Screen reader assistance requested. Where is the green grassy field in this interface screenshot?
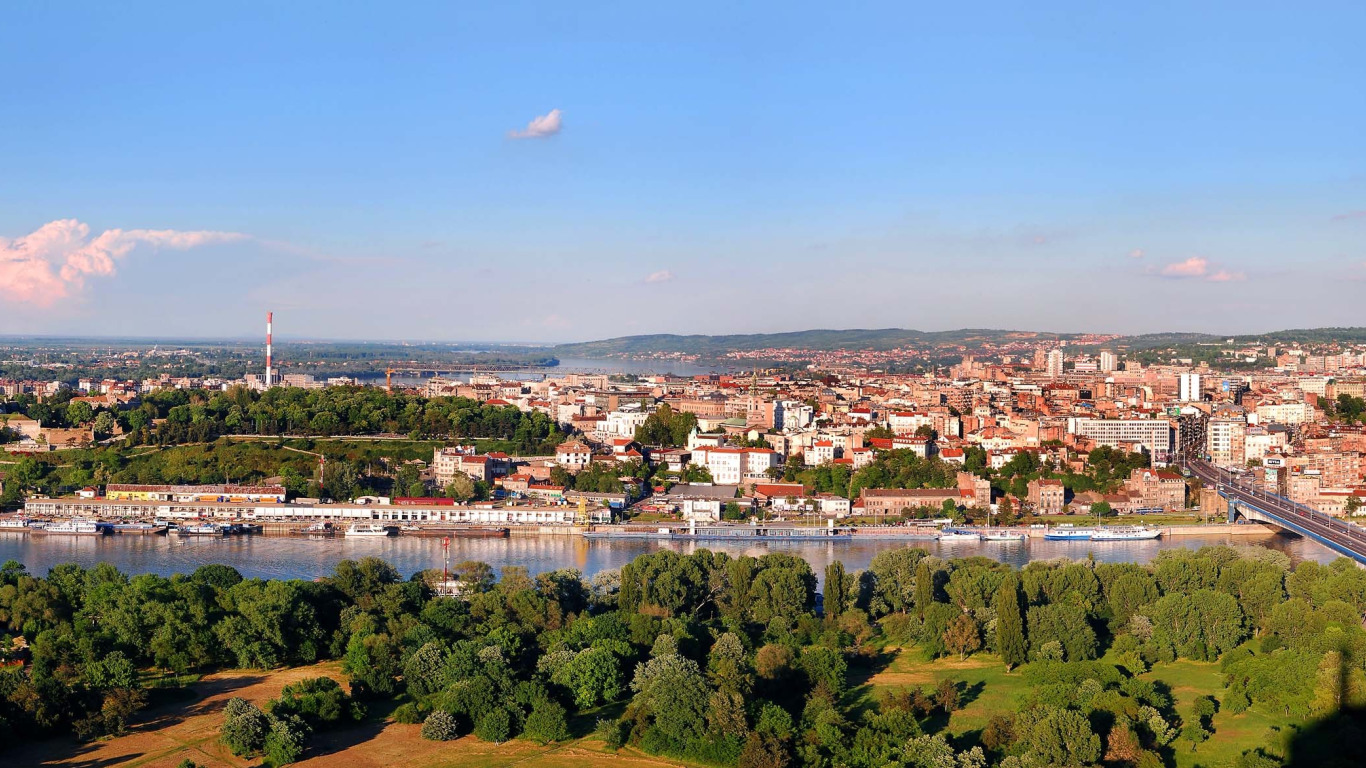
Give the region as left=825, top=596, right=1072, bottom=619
left=1140, top=659, right=1290, bottom=768
left=847, top=646, right=1295, bottom=765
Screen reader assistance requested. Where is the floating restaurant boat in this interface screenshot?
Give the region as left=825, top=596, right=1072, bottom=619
left=583, top=522, right=856, bottom=541
left=936, top=529, right=982, bottom=542
left=0, top=517, right=33, bottom=532
left=345, top=524, right=395, bottom=537
left=980, top=530, right=1027, bottom=542
left=176, top=522, right=231, bottom=536
left=1043, top=524, right=1096, bottom=541
left=112, top=522, right=169, bottom=535
left=1090, top=526, right=1163, bottom=541
left=32, top=519, right=110, bottom=536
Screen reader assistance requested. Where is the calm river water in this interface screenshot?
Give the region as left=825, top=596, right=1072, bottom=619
left=0, top=530, right=1340, bottom=584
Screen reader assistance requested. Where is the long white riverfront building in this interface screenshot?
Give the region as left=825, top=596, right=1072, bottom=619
left=23, top=497, right=580, bottom=525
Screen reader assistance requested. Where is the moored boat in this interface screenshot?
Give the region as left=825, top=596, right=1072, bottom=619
left=32, top=519, right=110, bottom=536
left=177, top=522, right=230, bottom=536
left=937, top=529, right=982, bottom=542
left=1090, top=526, right=1162, bottom=541
left=981, top=530, right=1027, bottom=541
left=345, top=524, right=395, bottom=537
left=113, top=522, right=169, bottom=535
left=1043, top=524, right=1095, bottom=541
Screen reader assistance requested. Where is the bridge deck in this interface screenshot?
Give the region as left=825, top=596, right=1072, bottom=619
left=1186, top=459, right=1366, bottom=565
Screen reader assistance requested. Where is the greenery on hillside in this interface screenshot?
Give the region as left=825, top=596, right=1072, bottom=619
left=1, top=545, right=1363, bottom=766
left=553, top=328, right=1077, bottom=357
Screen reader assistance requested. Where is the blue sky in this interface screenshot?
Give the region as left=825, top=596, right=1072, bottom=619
left=1, top=2, right=1363, bottom=342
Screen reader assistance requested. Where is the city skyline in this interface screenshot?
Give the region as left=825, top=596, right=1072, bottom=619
left=3, top=2, right=1364, bottom=341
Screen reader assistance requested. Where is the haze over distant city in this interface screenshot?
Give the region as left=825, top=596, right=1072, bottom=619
left=2, top=3, right=1364, bottom=342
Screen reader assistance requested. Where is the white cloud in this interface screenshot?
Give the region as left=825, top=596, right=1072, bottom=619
left=0, top=219, right=245, bottom=306
left=643, top=269, right=674, bottom=284
left=1155, top=256, right=1248, bottom=282
left=1159, top=257, right=1209, bottom=278
left=509, top=109, right=563, bottom=139
left=1128, top=248, right=1145, bottom=259
left=1207, top=269, right=1247, bottom=282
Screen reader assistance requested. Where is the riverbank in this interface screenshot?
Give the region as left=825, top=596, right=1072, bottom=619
left=0, top=525, right=1337, bottom=584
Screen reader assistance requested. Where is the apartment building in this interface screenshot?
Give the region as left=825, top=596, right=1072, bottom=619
left=1026, top=478, right=1065, bottom=514
left=1069, top=418, right=1176, bottom=462
left=1207, top=418, right=1248, bottom=467
left=693, top=446, right=779, bottom=485
left=1124, top=468, right=1185, bottom=511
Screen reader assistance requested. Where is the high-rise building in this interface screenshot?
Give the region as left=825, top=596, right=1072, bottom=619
left=1207, top=417, right=1247, bottom=467
left=1178, top=372, right=1201, bottom=402
left=1099, top=351, right=1117, bottom=373
left=1033, top=348, right=1048, bottom=371
left=1046, top=349, right=1064, bottom=379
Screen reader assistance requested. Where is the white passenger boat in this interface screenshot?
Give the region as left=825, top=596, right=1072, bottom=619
left=1090, top=526, right=1162, bottom=541
left=937, top=529, right=982, bottom=542
left=0, top=517, right=33, bottom=531
left=1043, top=524, right=1096, bottom=541
left=345, top=524, right=395, bottom=537
left=981, top=530, right=1027, bottom=541
left=32, top=519, right=109, bottom=536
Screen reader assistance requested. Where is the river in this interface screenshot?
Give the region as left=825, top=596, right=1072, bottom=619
left=358, top=356, right=735, bottom=387
left=0, top=529, right=1340, bottom=584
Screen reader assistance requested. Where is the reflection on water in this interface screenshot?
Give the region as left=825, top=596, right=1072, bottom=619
left=0, top=529, right=1340, bottom=584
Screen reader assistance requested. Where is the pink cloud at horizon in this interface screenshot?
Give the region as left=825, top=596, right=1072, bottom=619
left=1159, top=256, right=1209, bottom=277
left=0, top=219, right=245, bottom=307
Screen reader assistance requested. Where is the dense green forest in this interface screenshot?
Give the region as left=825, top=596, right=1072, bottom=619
left=1, top=545, right=1362, bottom=766
left=3, top=386, right=564, bottom=448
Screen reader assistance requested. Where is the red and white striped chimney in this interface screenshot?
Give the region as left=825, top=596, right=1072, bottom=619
left=265, top=311, right=274, bottom=387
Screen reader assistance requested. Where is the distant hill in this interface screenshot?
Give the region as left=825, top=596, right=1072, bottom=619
left=1233, top=327, right=1366, bottom=344
left=553, top=326, right=1366, bottom=359
left=553, top=328, right=1075, bottom=357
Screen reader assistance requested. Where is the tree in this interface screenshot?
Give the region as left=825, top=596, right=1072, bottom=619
left=1027, top=603, right=1098, bottom=661
left=634, top=404, right=698, bottom=447
left=915, top=560, right=936, bottom=617
left=944, top=614, right=981, bottom=660
left=421, top=710, right=461, bottom=741
left=994, top=574, right=1028, bottom=670
left=222, top=697, right=269, bottom=757
left=403, top=642, right=450, bottom=699
left=93, top=411, right=116, bottom=438
left=824, top=561, right=850, bottom=620
left=523, top=700, right=571, bottom=744
left=1017, top=706, right=1102, bottom=767
left=707, top=633, right=753, bottom=695
left=1092, top=501, right=1114, bottom=517
left=264, top=713, right=310, bottom=765
left=474, top=706, right=513, bottom=743
left=1145, top=589, right=1246, bottom=661
left=555, top=646, right=625, bottom=708
left=66, top=400, right=94, bottom=426
left=445, top=474, right=475, bottom=502
left=868, top=548, right=927, bottom=616
left=629, top=652, right=711, bottom=742
left=270, top=676, right=363, bottom=729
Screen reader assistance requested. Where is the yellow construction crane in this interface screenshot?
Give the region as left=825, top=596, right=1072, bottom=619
left=385, top=367, right=396, bottom=393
